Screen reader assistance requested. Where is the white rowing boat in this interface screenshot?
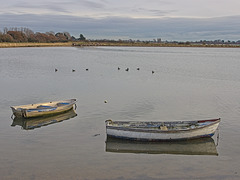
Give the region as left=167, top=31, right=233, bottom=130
left=11, top=99, right=77, bottom=118
left=105, top=118, right=220, bottom=141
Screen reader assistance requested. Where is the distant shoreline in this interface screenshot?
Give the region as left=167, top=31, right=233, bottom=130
left=1, top=42, right=240, bottom=48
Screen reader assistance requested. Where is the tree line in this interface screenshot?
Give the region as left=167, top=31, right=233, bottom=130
left=0, top=27, right=86, bottom=43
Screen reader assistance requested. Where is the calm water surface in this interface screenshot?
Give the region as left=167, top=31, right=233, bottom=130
left=0, top=46, right=240, bottom=180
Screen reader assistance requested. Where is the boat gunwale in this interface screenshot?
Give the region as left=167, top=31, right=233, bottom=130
left=11, top=98, right=77, bottom=110
left=106, top=118, right=220, bottom=134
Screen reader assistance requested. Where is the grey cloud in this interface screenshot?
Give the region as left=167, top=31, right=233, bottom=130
left=135, top=8, right=175, bottom=17
left=12, top=2, right=70, bottom=13
left=80, top=0, right=106, bottom=9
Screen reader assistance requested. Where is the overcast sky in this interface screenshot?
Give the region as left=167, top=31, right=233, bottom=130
left=1, top=0, right=240, bottom=41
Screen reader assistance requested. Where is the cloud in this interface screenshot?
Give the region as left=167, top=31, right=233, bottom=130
left=2, top=0, right=240, bottom=20
left=15, top=3, right=70, bottom=14
left=0, top=13, right=240, bottom=41
left=133, top=8, right=176, bottom=17
left=80, top=0, right=106, bottom=9
left=0, top=0, right=180, bottom=18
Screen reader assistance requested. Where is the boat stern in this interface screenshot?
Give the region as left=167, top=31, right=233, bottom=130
left=105, top=119, right=113, bottom=126
left=10, top=106, right=25, bottom=118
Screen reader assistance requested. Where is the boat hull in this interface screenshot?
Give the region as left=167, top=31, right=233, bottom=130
left=105, top=119, right=220, bottom=141
left=11, top=99, right=77, bottom=118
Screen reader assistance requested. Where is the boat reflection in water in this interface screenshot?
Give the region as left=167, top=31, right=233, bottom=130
left=106, top=136, right=218, bottom=156
left=11, top=109, right=77, bottom=130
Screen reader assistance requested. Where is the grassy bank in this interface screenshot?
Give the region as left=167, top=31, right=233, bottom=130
left=0, top=42, right=73, bottom=48
left=1, top=41, right=240, bottom=48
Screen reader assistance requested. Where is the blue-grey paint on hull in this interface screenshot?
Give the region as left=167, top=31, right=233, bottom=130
left=107, top=133, right=215, bottom=142
left=27, top=107, right=57, bottom=112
